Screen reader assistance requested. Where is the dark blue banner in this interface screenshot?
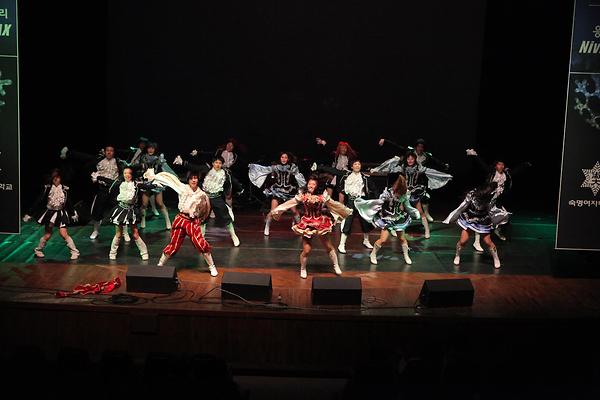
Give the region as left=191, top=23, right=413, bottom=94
left=0, top=0, right=19, bottom=234
left=557, top=0, right=600, bottom=250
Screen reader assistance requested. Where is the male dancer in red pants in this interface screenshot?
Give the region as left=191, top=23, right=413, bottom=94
left=144, top=168, right=218, bottom=276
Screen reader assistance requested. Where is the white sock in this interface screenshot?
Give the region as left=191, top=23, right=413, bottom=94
left=158, top=253, right=169, bottom=266
left=300, top=253, right=308, bottom=278
left=35, top=237, right=47, bottom=251
left=328, top=250, right=342, bottom=275
left=401, top=242, right=412, bottom=265
left=454, top=243, right=463, bottom=265
left=370, top=243, right=381, bottom=264
left=64, top=236, right=79, bottom=259
left=109, top=235, right=120, bottom=259
left=338, top=233, right=347, bottom=253
left=362, top=233, right=373, bottom=248
left=160, top=206, right=171, bottom=229
left=227, top=223, right=240, bottom=246
left=135, top=237, right=149, bottom=260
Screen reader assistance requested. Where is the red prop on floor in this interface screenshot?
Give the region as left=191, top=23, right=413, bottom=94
left=55, top=277, right=121, bottom=298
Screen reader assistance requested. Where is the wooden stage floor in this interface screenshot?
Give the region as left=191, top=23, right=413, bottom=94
left=2, top=211, right=600, bottom=371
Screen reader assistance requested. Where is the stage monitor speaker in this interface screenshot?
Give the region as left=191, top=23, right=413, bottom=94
left=221, top=272, right=272, bottom=302
left=312, top=277, right=362, bottom=305
left=126, top=265, right=178, bottom=294
left=419, top=278, right=474, bottom=307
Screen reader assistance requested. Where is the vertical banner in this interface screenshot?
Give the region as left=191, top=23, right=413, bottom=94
left=0, top=0, right=19, bottom=234
left=557, top=0, right=600, bottom=250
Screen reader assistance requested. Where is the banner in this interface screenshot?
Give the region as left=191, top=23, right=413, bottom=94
left=0, top=0, right=19, bottom=234
left=556, top=0, right=600, bottom=250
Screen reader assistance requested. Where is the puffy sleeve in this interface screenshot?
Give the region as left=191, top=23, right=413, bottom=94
left=144, top=169, right=187, bottom=195
left=443, top=192, right=472, bottom=224
left=248, top=164, right=274, bottom=188
left=159, top=155, right=176, bottom=175
left=370, top=156, right=402, bottom=173
left=323, top=191, right=352, bottom=223
left=422, top=167, right=453, bottom=190
left=271, top=193, right=302, bottom=220
left=354, top=188, right=391, bottom=224
left=489, top=194, right=511, bottom=227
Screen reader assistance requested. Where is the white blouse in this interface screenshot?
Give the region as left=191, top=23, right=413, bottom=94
left=47, top=184, right=66, bottom=210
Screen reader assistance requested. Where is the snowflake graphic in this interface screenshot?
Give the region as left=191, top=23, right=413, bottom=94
left=0, top=70, right=13, bottom=109
left=574, top=76, right=600, bottom=130
left=581, top=161, right=600, bottom=196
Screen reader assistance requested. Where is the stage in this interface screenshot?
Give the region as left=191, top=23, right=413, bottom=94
left=1, top=211, right=600, bottom=375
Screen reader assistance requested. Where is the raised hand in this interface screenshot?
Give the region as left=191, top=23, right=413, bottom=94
left=143, top=168, right=156, bottom=181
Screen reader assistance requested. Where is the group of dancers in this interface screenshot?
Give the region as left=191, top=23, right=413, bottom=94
left=23, top=136, right=529, bottom=278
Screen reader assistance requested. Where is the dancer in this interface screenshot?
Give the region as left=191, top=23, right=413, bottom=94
left=249, top=152, right=306, bottom=236
left=271, top=175, right=352, bottom=278
left=173, top=155, right=240, bottom=247
left=355, top=175, right=420, bottom=265
left=370, top=152, right=452, bottom=239
left=213, top=139, right=245, bottom=206
left=126, top=136, right=160, bottom=218
left=24, top=169, right=80, bottom=260
left=378, top=137, right=449, bottom=222
left=314, top=138, right=358, bottom=197
left=126, top=136, right=149, bottom=166
left=135, top=142, right=173, bottom=230
left=466, top=148, right=531, bottom=249
left=144, top=168, right=219, bottom=277
left=443, top=182, right=510, bottom=268
left=106, top=167, right=152, bottom=260
left=60, top=145, right=125, bottom=240
left=337, top=160, right=378, bottom=253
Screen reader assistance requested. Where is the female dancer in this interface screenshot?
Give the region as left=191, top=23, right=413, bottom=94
left=314, top=138, right=358, bottom=197
left=466, top=148, right=531, bottom=248
left=135, top=142, right=173, bottom=230
left=370, top=152, right=452, bottom=238
left=355, top=175, right=420, bottom=265
left=60, top=145, right=125, bottom=240
left=24, top=169, right=80, bottom=260
left=144, top=168, right=219, bottom=276
left=173, top=155, right=240, bottom=247
left=271, top=175, right=352, bottom=278
left=377, top=137, right=449, bottom=221
left=337, top=160, right=377, bottom=253
left=249, top=152, right=306, bottom=236
left=214, top=139, right=245, bottom=206
left=106, top=167, right=152, bottom=260
left=443, top=181, right=510, bottom=268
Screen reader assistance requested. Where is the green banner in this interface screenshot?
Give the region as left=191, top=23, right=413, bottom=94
left=0, top=0, right=19, bottom=234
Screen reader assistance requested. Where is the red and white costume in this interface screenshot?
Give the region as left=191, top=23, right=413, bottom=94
left=273, top=190, right=352, bottom=238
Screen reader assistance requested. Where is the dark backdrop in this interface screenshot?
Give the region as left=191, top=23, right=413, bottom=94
left=18, top=1, right=573, bottom=214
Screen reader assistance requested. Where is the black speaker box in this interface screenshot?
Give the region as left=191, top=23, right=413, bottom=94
left=221, top=272, right=272, bottom=302
left=312, top=277, right=362, bottom=305
left=126, top=265, right=178, bottom=294
left=419, top=278, right=474, bottom=307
